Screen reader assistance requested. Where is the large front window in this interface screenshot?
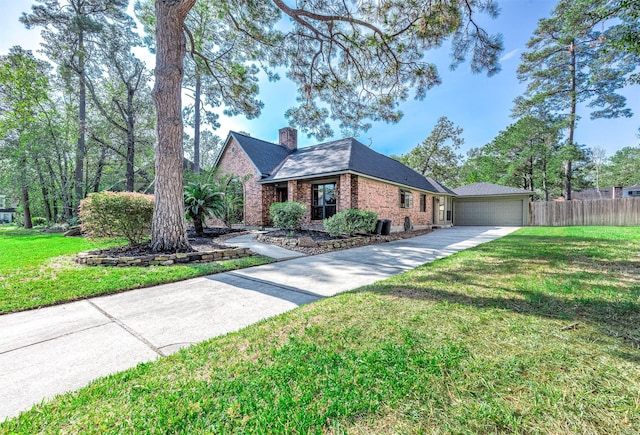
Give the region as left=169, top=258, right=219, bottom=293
left=312, top=183, right=336, bottom=220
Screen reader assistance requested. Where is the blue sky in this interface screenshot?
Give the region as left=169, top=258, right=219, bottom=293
left=2, top=0, right=638, bottom=159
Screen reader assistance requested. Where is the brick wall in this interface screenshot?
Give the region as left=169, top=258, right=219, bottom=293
left=214, top=139, right=435, bottom=230
left=215, top=137, right=263, bottom=226
left=282, top=175, right=433, bottom=228
left=357, top=177, right=433, bottom=228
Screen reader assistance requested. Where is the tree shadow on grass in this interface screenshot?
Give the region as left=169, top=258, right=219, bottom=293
left=369, top=232, right=640, bottom=362
left=370, top=278, right=639, bottom=360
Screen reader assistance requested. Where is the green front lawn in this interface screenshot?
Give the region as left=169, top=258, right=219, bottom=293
left=2, top=226, right=638, bottom=433
left=0, top=229, right=272, bottom=314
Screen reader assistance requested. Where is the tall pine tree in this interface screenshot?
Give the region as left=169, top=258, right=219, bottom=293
left=515, top=0, right=636, bottom=199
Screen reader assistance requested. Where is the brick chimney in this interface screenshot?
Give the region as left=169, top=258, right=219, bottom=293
left=279, top=127, right=297, bottom=151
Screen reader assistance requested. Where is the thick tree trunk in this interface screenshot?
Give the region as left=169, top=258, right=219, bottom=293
left=150, top=0, right=195, bottom=252
left=74, top=30, right=87, bottom=214
left=193, top=72, right=201, bottom=174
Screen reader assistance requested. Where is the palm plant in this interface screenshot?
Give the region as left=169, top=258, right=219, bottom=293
left=183, top=181, right=222, bottom=236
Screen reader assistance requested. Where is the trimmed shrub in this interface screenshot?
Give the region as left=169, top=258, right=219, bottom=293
left=31, top=216, right=47, bottom=226
left=269, top=202, right=306, bottom=230
left=323, top=209, right=378, bottom=237
left=80, top=191, right=154, bottom=245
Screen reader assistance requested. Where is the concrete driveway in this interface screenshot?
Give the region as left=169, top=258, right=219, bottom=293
left=0, top=226, right=518, bottom=421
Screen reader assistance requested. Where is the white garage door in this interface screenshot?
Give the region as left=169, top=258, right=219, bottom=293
left=455, top=199, right=524, bottom=226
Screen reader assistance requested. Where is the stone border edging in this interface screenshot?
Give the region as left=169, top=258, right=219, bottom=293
left=256, top=228, right=434, bottom=252
left=76, top=247, right=253, bottom=267
left=257, top=233, right=370, bottom=250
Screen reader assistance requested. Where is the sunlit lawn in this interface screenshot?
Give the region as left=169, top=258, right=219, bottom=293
left=0, top=229, right=272, bottom=314
left=2, top=226, right=638, bottom=433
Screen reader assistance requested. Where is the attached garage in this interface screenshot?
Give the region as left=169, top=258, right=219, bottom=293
left=453, top=182, right=533, bottom=226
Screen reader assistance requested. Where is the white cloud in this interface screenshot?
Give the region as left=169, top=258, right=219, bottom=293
left=500, top=48, right=520, bottom=62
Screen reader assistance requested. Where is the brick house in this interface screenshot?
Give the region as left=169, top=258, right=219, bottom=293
left=213, top=127, right=456, bottom=231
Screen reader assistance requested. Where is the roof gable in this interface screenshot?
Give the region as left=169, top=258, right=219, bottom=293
left=219, top=131, right=291, bottom=176
left=453, top=182, right=533, bottom=197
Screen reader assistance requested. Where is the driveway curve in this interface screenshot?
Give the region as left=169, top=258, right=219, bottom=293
left=0, top=226, right=518, bottom=421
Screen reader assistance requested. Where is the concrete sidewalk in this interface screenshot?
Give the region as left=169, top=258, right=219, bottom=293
left=0, top=226, right=519, bottom=421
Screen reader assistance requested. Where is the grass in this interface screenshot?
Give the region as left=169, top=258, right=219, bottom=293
left=1, top=226, right=639, bottom=433
left=0, top=229, right=272, bottom=314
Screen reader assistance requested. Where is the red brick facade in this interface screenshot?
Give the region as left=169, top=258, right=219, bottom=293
left=356, top=176, right=433, bottom=229
left=216, top=138, right=435, bottom=229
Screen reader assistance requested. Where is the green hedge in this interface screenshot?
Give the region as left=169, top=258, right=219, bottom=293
left=80, top=191, right=154, bottom=245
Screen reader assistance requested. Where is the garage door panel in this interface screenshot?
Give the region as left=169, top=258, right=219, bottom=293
left=455, top=199, right=523, bottom=226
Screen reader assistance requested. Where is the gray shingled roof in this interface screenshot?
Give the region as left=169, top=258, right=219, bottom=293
left=262, top=137, right=438, bottom=192
left=229, top=131, right=291, bottom=176
left=453, top=182, right=533, bottom=197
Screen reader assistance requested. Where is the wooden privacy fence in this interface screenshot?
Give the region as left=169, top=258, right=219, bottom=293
left=530, top=198, right=640, bottom=226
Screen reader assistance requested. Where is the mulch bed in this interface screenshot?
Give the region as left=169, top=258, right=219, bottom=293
left=87, top=228, right=245, bottom=258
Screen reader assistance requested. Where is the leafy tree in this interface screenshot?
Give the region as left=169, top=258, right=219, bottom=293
left=600, top=146, right=640, bottom=186
left=21, top=0, right=133, bottom=212
left=589, top=145, right=607, bottom=190
left=135, top=0, right=264, bottom=174
left=150, top=0, right=503, bottom=251
left=397, top=116, right=464, bottom=187
left=0, top=47, right=52, bottom=228
left=514, top=0, right=637, bottom=200
left=612, top=0, right=640, bottom=56
left=460, top=116, right=566, bottom=200
left=85, top=24, right=155, bottom=192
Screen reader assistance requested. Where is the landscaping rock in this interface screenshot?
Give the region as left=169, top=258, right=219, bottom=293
left=63, top=226, right=82, bottom=237
left=298, top=236, right=318, bottom=248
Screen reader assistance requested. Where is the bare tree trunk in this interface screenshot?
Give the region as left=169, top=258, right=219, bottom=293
left=74, top=30, right=87, bottom=213
left=93, top=148, right=107, bottom=192
left=150, top=0, right=195, bottom=252
left=565, top=40, right=577, bottom=201
left=34, top=154, right=53, bottom=223
left=19, top=155, right=33, bottom=229
left=193, top=72, right=201, bottom=174
left=126, top=90, right=136, bottom=191
left=542, top=156, right=549, bottom=202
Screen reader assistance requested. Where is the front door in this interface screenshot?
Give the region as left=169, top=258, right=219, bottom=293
left=276, top=187, right=288, bottom=203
